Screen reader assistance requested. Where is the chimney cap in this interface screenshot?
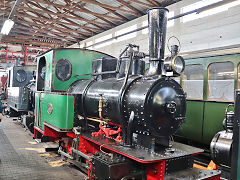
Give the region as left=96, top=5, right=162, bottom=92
left=147, top=7, right=169, bottom=13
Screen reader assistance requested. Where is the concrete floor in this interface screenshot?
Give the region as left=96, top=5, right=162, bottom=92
left=0, top=116, right=86, bottom=180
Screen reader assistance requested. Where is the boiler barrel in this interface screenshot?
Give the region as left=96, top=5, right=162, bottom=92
left=69, top=77, right=186, bottom=138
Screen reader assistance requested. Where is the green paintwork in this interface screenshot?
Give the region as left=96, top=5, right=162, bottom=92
left=34, top=93, right=40, bottom=127
left=36, top=50, right=53, bottom=91
left=35, top=49, right=112, bottom=131
left=203, top=102, right=228, bottom=144
left=36, top=93, right=74, bottom=130
left=177, top=101, right=204, bottom=142
left=176, top=53, right=240, bottom=144
left=44, top=51, right=53, bottom=91
left=36, top=49, right=111, bottom=91
left=53, top=49, right=110, bottom=91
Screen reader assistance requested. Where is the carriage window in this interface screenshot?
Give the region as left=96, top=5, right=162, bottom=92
left=208, top=62, right=234, bottom=101
left=182, top=64, right=204, bottom=99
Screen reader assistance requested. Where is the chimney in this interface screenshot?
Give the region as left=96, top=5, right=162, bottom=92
left=147, top=7, right=168, bottom=76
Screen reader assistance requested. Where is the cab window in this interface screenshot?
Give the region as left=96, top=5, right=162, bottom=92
left=208, top=62, right=234, bottom=101
left=182, top=64, right=204, bottom=99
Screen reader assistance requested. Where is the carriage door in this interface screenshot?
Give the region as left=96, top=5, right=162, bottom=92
left=178, top=64, right=204, bottom=142
left=203, top=62, right=234, bottom=144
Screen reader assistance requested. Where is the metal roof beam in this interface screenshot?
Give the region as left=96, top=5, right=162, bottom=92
left=25, top=0, right=124, bottom=22
left=16, top=11, right=91, bottom=36
left=115, top=0, right=143, bottom=16
left=8, top=0, right=25, bottom=19
left=15, top=18, right=84, bottom=40
left=126, top=0, right=152, bottom=8
left=15, top=24, right=76, bottom=41
left=144, top=0, right=160, bottom=6
left=80, top=0, right=138, bottom=16
left=26, top=1, right=106, bottom=31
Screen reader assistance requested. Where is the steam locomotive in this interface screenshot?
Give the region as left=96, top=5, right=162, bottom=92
left=4, top=65, right=36, bottom=132
left=33, top=8, right=220, bottom=179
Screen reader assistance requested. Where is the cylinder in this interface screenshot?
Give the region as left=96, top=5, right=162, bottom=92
left=210, top=130, right=233, bottom=167
left=148, top=7, right=168, bottom=76
left=226, top=111, right=234, bottom=131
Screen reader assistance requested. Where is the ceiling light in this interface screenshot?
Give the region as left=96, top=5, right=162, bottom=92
left=1, top=19, right=14, bottom=35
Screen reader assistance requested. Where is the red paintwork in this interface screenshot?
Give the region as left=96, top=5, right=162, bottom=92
left=78, top=136, right=99, bottom=155
left=66, top=132, right=76, bottom=138
left=87, top=161, right=91, bottom=179
left=74, top=136, right=98, bottom=180
left=0, top=43, right=49, bottom=64
left=87, top=160, right=95, bottom=180
left=91, top=124, right=123, bottom=142
left=108, top=121, right=122, bottom=127
left=206, top=175, right=221, bottom=180
left=0, top=77, right=7, bottom=89
left=147, top=161, right=165, bottom=180
left=34, top=125, right=65, bottom=141
left=44, top=125, right=66, bottom=138
left=82, top=135, right=160, bottom=164
left=34, top=126, right=44, bottom=139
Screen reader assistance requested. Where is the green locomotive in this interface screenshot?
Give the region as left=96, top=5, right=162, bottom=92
left=176, top=52, right=240, bottom=145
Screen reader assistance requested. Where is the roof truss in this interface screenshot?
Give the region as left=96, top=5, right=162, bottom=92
left=0, top=0, right=180, bottom=47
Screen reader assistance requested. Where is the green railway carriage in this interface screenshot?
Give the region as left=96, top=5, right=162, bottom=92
left=176, top=52, right=240, bottom=145
left=34, top=48, right=113, bottom=132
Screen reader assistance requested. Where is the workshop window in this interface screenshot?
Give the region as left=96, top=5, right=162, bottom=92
left=181, top=0, right=240, bottom=23
left=95, top=34, right=113, bottom=49
left=115, top=25, right=137, bottom=42
left=86, top=41, right=93, bottom=50
left=182, top=64, right=204, bottom=99
left=208, top=62, right=234, bottom=101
